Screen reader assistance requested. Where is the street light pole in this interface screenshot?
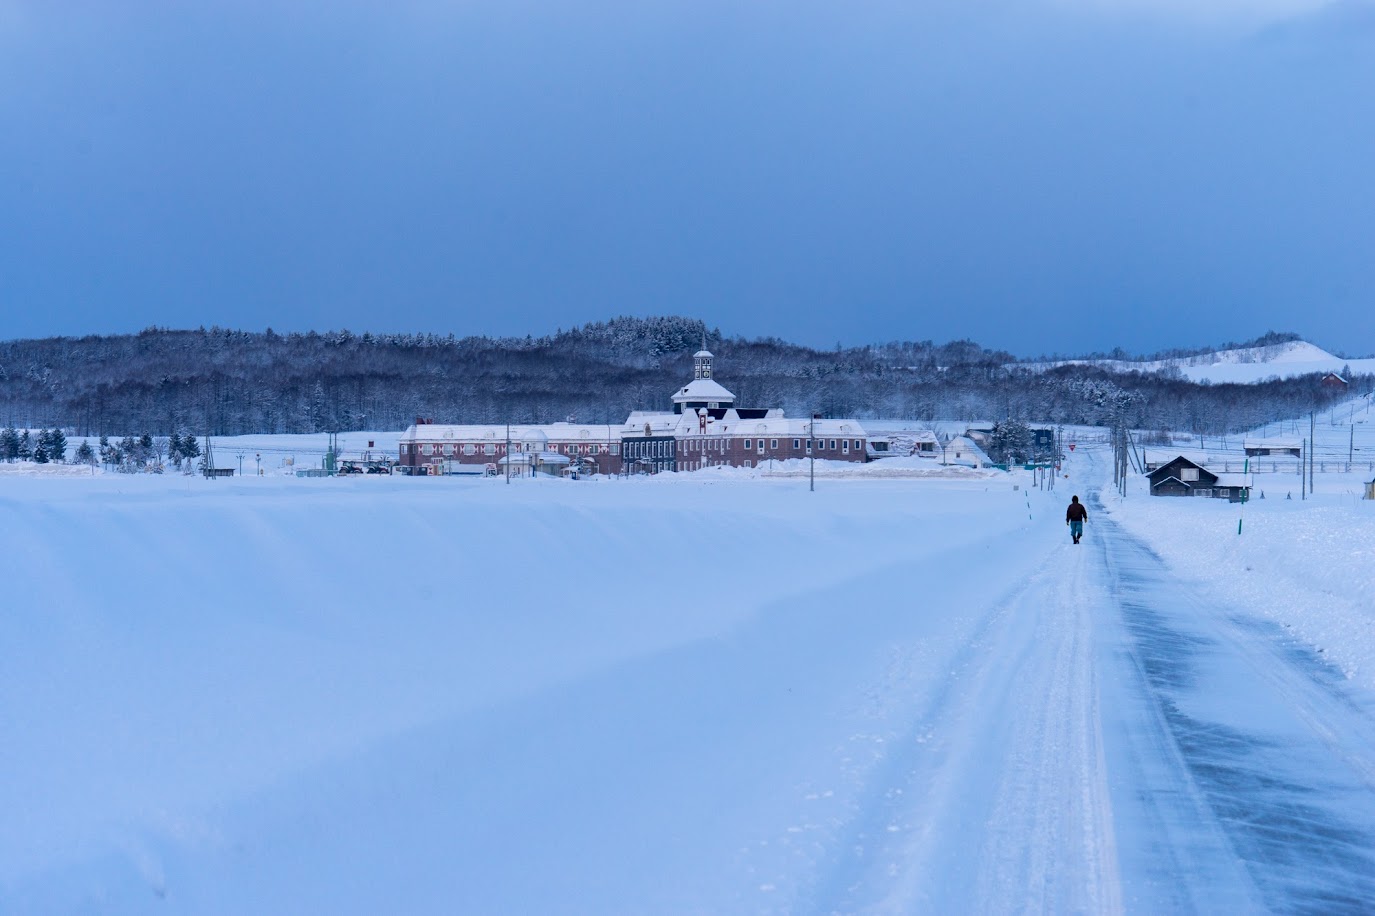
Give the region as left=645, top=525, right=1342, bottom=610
left=810, top=414, right=816, bottom=492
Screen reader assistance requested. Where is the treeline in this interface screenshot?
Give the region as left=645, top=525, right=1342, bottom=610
left=0, top=317, right=1365, bottom=438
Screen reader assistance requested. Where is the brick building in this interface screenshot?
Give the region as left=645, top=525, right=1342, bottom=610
left=397, top=349, right=869, bottom=475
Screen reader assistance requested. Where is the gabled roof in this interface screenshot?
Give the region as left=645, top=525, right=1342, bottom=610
left=1146, top=455, right=1216, bottom=482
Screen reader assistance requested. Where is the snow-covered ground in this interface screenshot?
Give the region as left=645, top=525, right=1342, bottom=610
left=1026, top=339, right=1375, bottom=384
left=3, top=426, right=1375, bottom=912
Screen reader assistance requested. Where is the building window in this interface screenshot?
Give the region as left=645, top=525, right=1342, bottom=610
left=744, top=459, right=752, bottom=468
left=442, top=443, right=453, bottom=456
left=830, top=440, right=837, bottom=450
left=793, top=439, right=801, bottom=450
left=1181, top=467, right=1200, bottom=482
left=770, top=439, right=778, bottom=449
left=421, top=444, right=434, bottom=456
left=464, top=444, right=476, bottom=456
left=1217, top=488, right=1230, bottom=498
left=744, top=439, right=752, bottom=450
left=611, top=444, right=620, bottom=455
left=484, top=444, right=495, bottom=456
left=854, top=439, right=862, bottom=450
left=806, top=439, right=813, bottom=452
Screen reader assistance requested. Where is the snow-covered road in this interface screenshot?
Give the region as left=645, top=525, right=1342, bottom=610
left=4, top=448, right=1375, bottom=912
left=816, top=451, right=1375, bottom=914
left=1089, top=483, right=1375, bottom=912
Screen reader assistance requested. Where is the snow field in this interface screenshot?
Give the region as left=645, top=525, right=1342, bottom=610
left=1, top=469, right=1066, bottom=912
left=5, top=430, right=1375, bottom=912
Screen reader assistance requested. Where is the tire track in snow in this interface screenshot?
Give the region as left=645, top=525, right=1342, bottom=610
left=806, top=536, right=1123, bottom=914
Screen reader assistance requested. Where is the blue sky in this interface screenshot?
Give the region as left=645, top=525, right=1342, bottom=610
left=1, top=0, right=1372, bottom=356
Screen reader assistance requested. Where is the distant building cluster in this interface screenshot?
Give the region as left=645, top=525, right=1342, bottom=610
left=397, top=350, right=873, bottom=476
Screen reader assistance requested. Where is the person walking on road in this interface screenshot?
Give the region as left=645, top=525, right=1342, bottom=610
left=1066, top=495, right=1088, bottom=544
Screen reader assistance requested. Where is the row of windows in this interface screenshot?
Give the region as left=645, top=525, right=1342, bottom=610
left=625, top=440, right=673, bottom=458
left=1192, top=488, right=1233, bottom=498
left=642, top=436, right=866, bottom=453
left=410, top=437, right=865, bottom=458
left=412, top=442, right=620, bottom=457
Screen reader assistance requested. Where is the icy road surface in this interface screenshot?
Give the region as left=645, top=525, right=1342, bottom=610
left=3, top=447, right=1375, bottom=913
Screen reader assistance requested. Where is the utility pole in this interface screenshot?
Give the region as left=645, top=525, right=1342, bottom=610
left=809, top=414, right=816, bottom=493
left=506, top=422, right=511, bottom=484
left=1310, top=411, right=1316, bottom=495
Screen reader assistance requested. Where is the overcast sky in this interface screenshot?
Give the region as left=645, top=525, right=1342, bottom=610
left=2, top=0, right=1372, bottom=356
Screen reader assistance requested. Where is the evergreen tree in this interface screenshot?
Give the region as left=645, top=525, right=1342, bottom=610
left=98, top=434, right=116, bottom=465
left=33, top=440, right=48, bottom=463
left=48, top=427, right=67, bottom=462
left=119, top=435, right=138, bottom=467
left=75, top=440, right=95, bottom=464
left=180, top=435, right=201, bottom=460
left=0, top=425, right=18, bottom=462
left=989, top=419, right=1035, bottom=465
left=168, top=432, right=182, bottom=467
left=17, top=430, right=32, bottom=461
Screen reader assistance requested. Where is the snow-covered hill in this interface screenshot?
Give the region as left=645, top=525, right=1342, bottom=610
left=1028, top=340, right=1375, bottom=384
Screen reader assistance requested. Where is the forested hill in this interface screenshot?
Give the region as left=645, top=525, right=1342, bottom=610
left=0, top=318, right=1363, bottom=438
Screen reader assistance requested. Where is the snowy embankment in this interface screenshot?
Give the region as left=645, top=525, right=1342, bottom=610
left=1104, top=466, right=1375, bottom=691
left=1, top=468, right=1064, bottom=912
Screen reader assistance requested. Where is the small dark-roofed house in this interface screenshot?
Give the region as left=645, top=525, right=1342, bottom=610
left=1147, top=455, right=1252, bottom=502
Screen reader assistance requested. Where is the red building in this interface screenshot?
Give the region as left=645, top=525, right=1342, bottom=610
left=397, top=350, right=869, bottom=475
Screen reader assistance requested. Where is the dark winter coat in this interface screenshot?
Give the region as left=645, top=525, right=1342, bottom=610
left=1066, top=501, right=1088, bottom=523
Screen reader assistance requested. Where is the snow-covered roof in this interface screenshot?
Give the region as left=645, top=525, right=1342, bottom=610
left=694, top=349, right=713, bottom=359
left=400, top=424, right=549, bottom=443
left=1212, top=474, right=1252, bottom=488
left=619, top=410, right=867, bottom=441
left=1242, top=439, right=1301, bottom=451
left=539, top=422, right=622, bottom=441
left=620, top=414, right=682, bottom=437
left=944, top=436, right=992, bottom=466
left=671, top=378, right=736, bottom=404
left=400, top=423, right=620, bottom=444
